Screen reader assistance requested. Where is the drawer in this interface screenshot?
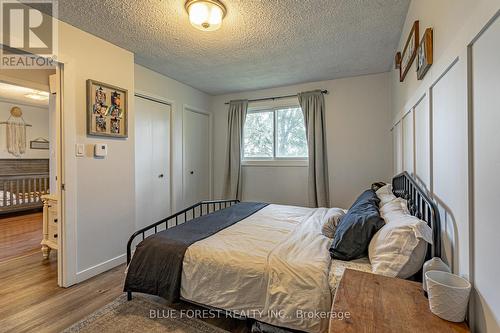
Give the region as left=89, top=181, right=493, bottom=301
left=48, top=212, right=58, bottom=228
left=48, top=224, right=58, bottom=242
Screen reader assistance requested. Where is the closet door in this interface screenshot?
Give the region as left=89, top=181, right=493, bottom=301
left=135, top=96, right=171, bottom=228
left=183, top=109, right=210, bottom=207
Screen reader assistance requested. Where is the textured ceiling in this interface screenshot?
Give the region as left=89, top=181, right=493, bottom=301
left=53, top=0, right=410, bottom=95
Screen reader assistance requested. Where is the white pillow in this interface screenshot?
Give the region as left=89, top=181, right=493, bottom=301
left=380, top=197, right=410, bottom=217
left=375, top=184, right=396, bottom=207
left=321, top=208, right=346, bottom=238
left=369, top=203, right=433, bottom=278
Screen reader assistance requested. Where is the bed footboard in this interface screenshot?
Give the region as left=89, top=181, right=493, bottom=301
left=126, top=199, right=239, bottom=301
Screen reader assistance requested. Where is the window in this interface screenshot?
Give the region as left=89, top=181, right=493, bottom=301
left=243, top=106, right=308, bottom=160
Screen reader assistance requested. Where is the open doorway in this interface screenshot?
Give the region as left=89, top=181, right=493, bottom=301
left=0, top=67, right=63, bottom=286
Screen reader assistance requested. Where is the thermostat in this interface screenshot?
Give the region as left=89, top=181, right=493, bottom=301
left=94, top=143, right=107, bottom=157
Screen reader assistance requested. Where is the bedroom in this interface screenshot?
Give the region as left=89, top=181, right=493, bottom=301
left=0, top=0, right=499, bottom=333
left=0, top=69, right=59, bottom=266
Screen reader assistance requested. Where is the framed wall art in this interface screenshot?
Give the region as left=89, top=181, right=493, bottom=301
left=416, top=28, right=433, bottom=80
left=30, top=138, right=49, bottom=150
left=87, top=79, right=128, bottom=138
left=399, top=20, right=419, bottom=82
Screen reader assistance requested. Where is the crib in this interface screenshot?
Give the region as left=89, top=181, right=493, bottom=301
left=0, top=159, right=49, bottom=214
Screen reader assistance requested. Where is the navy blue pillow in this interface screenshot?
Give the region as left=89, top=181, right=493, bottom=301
left=329, top=190, right=385, bottom=260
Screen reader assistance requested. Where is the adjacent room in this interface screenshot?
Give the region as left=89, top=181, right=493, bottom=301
left=0, top=0, right=499, bottom=333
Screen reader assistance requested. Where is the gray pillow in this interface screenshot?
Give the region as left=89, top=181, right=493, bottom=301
left=329, top=190, right=385, bottom=261
left=321, top=208, right=346, bottom=238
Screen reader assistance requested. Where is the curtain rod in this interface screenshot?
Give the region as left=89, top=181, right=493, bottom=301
left=224, top=90, right=328, bottom=105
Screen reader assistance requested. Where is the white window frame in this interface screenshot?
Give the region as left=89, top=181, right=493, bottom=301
left=242, top=104, right=308, bottom=167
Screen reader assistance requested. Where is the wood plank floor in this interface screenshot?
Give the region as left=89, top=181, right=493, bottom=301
left=0, top=252, right=249, bottom=333
left=0, top=210, right=43, bottom=262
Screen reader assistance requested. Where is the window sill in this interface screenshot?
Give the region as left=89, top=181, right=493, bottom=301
left=242, top=160, right=309, bottom=167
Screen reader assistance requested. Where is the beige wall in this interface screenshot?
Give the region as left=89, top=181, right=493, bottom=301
left=211, top=72, right=393, bottom=209
left=391, top=1, right=500, bottom=331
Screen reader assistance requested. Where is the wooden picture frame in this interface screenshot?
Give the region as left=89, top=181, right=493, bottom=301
left=30, top=138, right=49, bottom=150
left=399, top=21, right=419, bottom=82
left=86, top=79, right=128, bottom=138
left=395, top=52, right=402, bottom=69
left=416, top=28, right=433, bottom=80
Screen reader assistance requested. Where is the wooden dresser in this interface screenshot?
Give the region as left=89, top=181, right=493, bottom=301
left=330, top=269, right=470, bottom=333
left=41, top=194, right=58, bottom=259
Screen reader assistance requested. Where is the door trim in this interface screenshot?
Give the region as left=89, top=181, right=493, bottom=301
left=182, top=105, right=213, bottom=206
left=134, top=92, right=173, bottom=218
left=135, top=92, right=173, bottom=106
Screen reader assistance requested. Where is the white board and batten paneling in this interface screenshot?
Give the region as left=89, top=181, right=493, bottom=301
left=183, top=106, right=211, bottom=207
left=135, top=95, right=171, bottom=229
left=402, top=110, right=414, bottom=176
left=393, top=59, right=469, bottom=277
left=470, top=13, right=500, bottom=333
left=431, top=58, right=469, bottom=277
left=393, top=121, right=403, bottom=175
left=392, top=2, right=500, bottom=332
left=413, top=95, right=430, bottom=190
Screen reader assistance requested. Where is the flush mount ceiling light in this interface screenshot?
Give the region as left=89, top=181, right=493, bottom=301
left=25, top=91, right=49, bottom=101
left=185, top=0, right=227, bottom=31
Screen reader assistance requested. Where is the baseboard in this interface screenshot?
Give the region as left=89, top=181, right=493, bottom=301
left=75, top=253, right=126, bottom=283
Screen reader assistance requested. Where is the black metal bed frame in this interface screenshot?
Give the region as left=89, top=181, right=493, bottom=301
left=126, top=199, right=240, bottom=301
left=392, top=171, right=442, bottom=261
left=126, top=172, right=442, bottom=300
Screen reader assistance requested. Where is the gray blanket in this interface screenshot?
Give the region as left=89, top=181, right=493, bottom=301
left=124, top=202, right=268, bottom=302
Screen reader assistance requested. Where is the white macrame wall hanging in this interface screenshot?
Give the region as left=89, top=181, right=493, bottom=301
left=1, top=106, right=32, bottom=157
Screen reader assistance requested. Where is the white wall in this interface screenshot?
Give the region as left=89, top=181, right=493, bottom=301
left=402, top=110, right=414, bottom=176
left=0, top=101, right=49, bottom=159
left=134, top=65, right=212, bottom=214
left=471, top=13, right=500, bottom=333
left=54, top=20, right=136, bottom=284
left=393, top=121, right=403, bottom=174
left=211, top=72, right=393, bottom=209
left=391, top=1, right=500, bottom=331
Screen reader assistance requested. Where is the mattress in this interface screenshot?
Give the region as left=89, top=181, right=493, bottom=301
left=328, top=257, right=372, bottom=296
left=181, top=204, right=365, bottom=333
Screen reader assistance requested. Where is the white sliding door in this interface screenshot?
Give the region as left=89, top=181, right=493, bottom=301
left=183, top=108, right=210, bottom=207
left=135, top=96, right=171, bottom=228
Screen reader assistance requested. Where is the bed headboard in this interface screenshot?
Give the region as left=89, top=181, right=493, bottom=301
left=392, top=172, right=441, bottom=261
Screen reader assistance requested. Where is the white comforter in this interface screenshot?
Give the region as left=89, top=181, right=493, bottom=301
left=181, top=204, right=334, bottom=333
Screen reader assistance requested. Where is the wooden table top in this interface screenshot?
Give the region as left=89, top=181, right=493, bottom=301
left=330, top=269, right=470, bottom=333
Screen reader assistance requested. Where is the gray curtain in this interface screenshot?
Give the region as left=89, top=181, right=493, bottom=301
left=298, top=90, right=330, bottom=207
left=222, top=100, right=248, bottom=200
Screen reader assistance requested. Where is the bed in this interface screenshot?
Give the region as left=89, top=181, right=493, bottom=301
left=125, top=172, right=441, bottom=333
left=0, top=159, right=50, bottom=214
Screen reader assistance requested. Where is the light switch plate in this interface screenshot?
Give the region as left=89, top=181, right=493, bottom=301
left=75, top=143, right=85, bottom=157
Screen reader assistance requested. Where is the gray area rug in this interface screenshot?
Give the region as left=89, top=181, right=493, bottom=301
left=61, top=294, right=229, bottom=333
